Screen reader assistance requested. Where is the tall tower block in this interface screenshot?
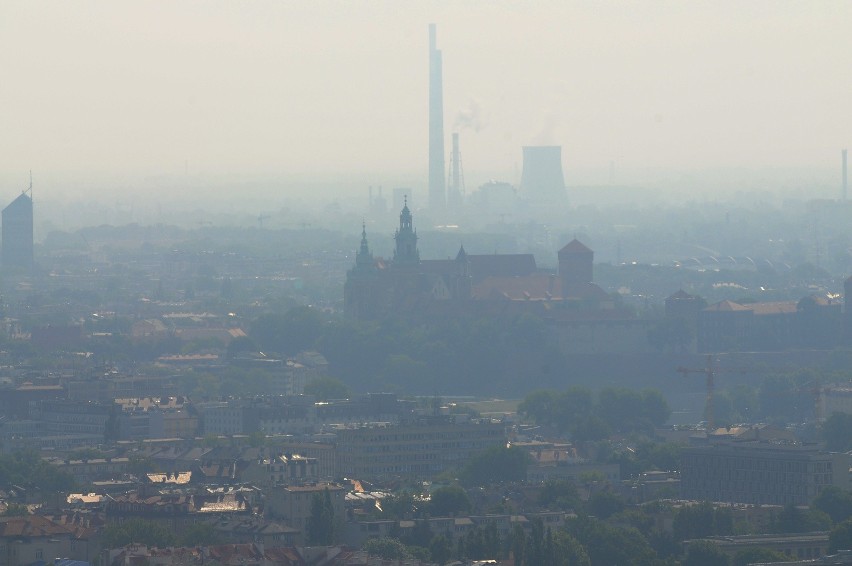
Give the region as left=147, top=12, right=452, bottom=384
left=428, top=24, right=446, bottom=213
left=843, top=149, right=848, bottom=201
left=2, top=189, right=34, bottom=271
left=521, top=146, right=567, bottom=205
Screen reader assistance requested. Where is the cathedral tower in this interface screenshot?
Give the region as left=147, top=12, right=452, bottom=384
left=393, top=199, right=420, bottom=266
left=344, top=223, right=379, bottom=320
left=558, top=239, right=593, bottom=293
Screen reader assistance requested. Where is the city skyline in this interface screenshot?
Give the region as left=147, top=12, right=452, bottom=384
left=1, top=1, right=851, bottom=203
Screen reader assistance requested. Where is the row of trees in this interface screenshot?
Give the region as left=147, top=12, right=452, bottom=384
left=518, top=386, right=671, bottom=440
left=362, top=518, right=590, bottom=566
left=249, top=308, right=571, bottom=396
left=0, top=450, right=75, bottom=493
left=368, top=483, right=852, bottom=564
left=102, top=519, right=216, bottom=548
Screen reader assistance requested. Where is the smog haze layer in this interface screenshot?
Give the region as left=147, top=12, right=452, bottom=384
left=1, top=0, right=851, bottom=217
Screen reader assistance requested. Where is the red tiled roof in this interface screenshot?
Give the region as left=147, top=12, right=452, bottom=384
left=0, top=515, right=72, bottom=538
left=473, top=273, right=559, bottom=300
left=467, top=254, right=537, bottom=279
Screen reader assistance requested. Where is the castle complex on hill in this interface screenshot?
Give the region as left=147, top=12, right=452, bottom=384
left=344, top=202, right=630, bottom=324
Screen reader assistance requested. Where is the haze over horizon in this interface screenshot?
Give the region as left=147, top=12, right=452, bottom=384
left=1, top=1, right=851, bottom=206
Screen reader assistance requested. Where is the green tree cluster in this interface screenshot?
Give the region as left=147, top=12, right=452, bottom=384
left=821, top=412, right=852, bottom=452
left=306, top=489, right=336, bottom=545
left=673, top=501, right=734, bottom=542
left=813, top=486, right=852, bottom=524
left=770, top=503, right=831, bottom=534
left=103, top=519, right=215, bottom=548
left=304, top=376, right=352, bottom=401
left=315, top=313, right=568, bottom=395
left=518, top=386, right=670, bottom=439
left=0, top=450, right=75, bottom=493
left=459, top=446, right=531, bottom=486
left=428, top=485, right=471, bottom=517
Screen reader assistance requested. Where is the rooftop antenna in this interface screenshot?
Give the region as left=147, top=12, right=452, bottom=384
left=25, top=170, right=32, bottom=197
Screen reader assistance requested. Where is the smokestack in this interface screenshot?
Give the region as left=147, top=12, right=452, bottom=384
left=450, top=132, right=461, bottom=208
left=521, top=146, right=567, bottom=204
left=453, top=133, right=461, bottom=192
left=844, top=149, right=848, bottom=201
left=428, top=23, right=446, bottom=213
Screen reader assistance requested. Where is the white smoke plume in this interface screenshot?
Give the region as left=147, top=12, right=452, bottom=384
left=454, top=98, right=486, bottom=132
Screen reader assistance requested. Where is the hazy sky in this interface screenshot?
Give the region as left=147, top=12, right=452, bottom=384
left=1, top=1, right=851, bottom=200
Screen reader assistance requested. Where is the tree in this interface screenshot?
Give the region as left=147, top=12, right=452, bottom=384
left=459, top=446, right=531, bottom=486
left=635, top=441, right=682, bottom=473
left=225, top=335, right=256, bottom=359
left=684, top=540, right=729, bottom=566
left=304, top=376, right=352, bottom=401
left=177, top=523, right=216, bottom=547
left=404, top=519, right=433, bottom=549
left=571, top=517, right=657, bottom=566
left=306, top=489, right=335, bottom=545
left=772, top=503, right=831, bottom=534
left=538, top=479, right=580, bottom=509
left=363, top=537, right=411, bottom=560
left=252, top=307, right=323, bottom=355
left=428, top=486, right=471, bottom=517
left=551, top=530, right=590, bottom=566
left=127, top=454, right=154, bottom=476
left=673, top=502, right=734, bottom=541
left=429, top=534, right=452, bottom=565
left=814, top=486, right=852, bottom=524
left=511, top=523, right=526, bottom=566
left=822, top=412, right=852, bottom=452
left=103, top=518, right=176, bottom=548
left=830, top=518, right=852, bottom=553
left=379, top=492, right=415, bottom=520
left=0, top=450, right=75, bottom=493
left=584, top=490, right=625, bottom=520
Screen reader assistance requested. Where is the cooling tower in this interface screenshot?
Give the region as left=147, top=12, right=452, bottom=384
left=521, top=146, right=566, bottom=204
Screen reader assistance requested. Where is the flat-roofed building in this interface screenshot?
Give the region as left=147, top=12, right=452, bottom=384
left=681, top=438, right=850, bottom=506
left=333, top=416, right=506, bottom=480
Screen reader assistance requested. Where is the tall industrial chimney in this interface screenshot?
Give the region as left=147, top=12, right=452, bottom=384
left=447, top=132, right=463, bottom=211
left=520, top=146, right=567, bottom=204
left=843, top=149, right=848, bottom=201
left=428, top=24, right=446, bottom=213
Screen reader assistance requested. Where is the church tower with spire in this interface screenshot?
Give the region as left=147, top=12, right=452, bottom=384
left=344, top=222, right=379, bottom=319
left=393, top=198, right=420, bottom=267
left=355, top=222, right=374, bottom=270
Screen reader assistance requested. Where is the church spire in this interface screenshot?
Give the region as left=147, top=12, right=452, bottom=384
left=355, top=221, right=374, bottom=269
left=393, top=198, right=420, bottom=266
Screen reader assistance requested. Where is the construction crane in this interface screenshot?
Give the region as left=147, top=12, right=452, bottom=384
left=677, top=356, right=825, bottom=430
left=676, top=354, right=751, bottom=432
left=765, top=379, right=826, bottom=422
